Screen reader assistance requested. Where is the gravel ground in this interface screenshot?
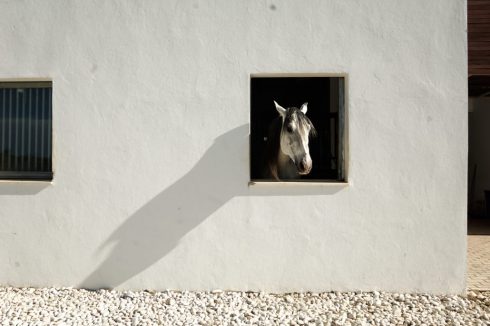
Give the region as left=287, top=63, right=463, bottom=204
left=1, top=287, right=489, bottom=325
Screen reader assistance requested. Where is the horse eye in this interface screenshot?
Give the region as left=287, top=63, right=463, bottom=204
left=286, top=126, right=293, bottom=133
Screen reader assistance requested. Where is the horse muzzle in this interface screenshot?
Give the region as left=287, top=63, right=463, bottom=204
left=297, top=157, right=312, bottom=175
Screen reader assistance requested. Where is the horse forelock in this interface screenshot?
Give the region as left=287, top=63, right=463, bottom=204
left=284, top=107, right=316, bottom=137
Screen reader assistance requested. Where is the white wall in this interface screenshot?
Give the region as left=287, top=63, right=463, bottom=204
left=0, top=0, right=467, bottom=294
left=469, top=98, right=490, bottom=216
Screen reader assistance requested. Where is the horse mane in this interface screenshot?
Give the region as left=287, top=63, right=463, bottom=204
left=264, top=107, right=316, bottom=180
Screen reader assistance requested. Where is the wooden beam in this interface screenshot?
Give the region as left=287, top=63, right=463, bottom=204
left=468, top=1, right=490, bottom=74
left=469, top=66, right=490, bottom=75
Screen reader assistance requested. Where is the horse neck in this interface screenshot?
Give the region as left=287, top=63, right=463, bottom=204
left=277, top=149, right=291, bottom=167
left=276, top=148, right=298, bottom=179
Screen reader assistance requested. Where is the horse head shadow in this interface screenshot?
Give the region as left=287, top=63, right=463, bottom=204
left=80, top=124, right=344, bottom=289
left=80, top=125, right=250, bottom=289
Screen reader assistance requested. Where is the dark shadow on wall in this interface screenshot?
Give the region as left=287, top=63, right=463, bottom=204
left=0, top=182, right=50, bottom=195
left=80, top=124, right=345, bottom=289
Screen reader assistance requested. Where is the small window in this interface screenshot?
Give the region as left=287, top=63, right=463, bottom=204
left=250, top=76, right=345, bottom=182
left=0, top=81, right=53, bottom=180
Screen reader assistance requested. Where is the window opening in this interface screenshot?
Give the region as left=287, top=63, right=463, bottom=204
left=0, top=81, right=53, bottom=180
left=250, top=76, right=345, bottom=182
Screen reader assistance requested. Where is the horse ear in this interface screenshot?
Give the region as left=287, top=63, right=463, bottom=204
left=300, top=102, right=308, bottom=114
left=274, top=100, right=286, bottom=118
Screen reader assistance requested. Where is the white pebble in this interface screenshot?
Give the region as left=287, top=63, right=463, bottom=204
left=0, top=287, right=488, bottom=325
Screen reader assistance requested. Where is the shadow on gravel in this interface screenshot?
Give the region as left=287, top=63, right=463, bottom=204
left=80, top=124, right=344, bottom=289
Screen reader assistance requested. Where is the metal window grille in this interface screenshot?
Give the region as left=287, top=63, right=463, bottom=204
left=0, top=82, right=53, bottom=180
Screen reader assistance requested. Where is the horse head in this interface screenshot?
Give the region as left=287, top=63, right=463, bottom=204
left=274, top=100, right=316, bottom=176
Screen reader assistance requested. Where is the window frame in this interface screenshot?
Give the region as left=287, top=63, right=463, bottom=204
left=0, top=81, right=53, bottom=181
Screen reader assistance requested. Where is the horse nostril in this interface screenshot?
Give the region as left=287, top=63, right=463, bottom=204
left=298, top=160, right=306, bottom=171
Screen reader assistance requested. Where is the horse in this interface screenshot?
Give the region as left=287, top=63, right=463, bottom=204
left=264, top=100, right=316, bottom=180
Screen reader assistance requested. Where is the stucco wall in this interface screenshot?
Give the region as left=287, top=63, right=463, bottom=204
left=0, top=0, right=467, bottom=293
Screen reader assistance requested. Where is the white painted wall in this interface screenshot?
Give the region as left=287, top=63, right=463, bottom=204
left=0, top=0, right=467, bottom=294
left=469, top=98, right=490, bottom=216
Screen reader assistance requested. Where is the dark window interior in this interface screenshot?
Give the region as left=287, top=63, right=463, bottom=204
left=250, top=76, right=344, bottom=181
left=0, top=82, right=53, bottom=180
